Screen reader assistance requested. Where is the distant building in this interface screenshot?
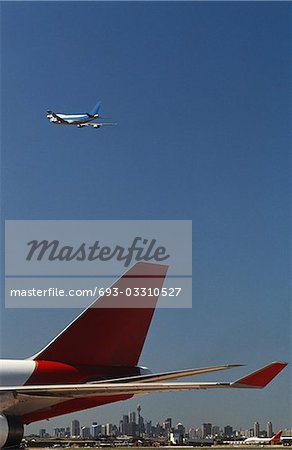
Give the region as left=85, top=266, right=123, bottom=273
left=176, top=423, right=185, bottom=438
left=146, top=421, right=152, bottom=437
left=92, top=422, right=99, bottom=438
left=71, top=420, right=80, bottom=437
left=136, top=405, right=141, bottom=435
left=54, top=428, right=66, bottom=438
left=154, top=422, right=162, bottom=437
left=267, top=421, right=273, bottom=438
left=163, top=418, right=172, bottom=437
left=224, top=426, right=233, bottom=438
left=259, top=430, right=267, bottom=438
left=81, top=426, right=91, bottom=439
left=176, top=423, right=186, bottom=436
left=212, top=426, right=220, bottom=437
left=283, top=428, right=292, bottom=436
left=121, top=414, right=129, bottom=435
left=254, top=421, right=260, bottom=437
left=129, top=411, right=137, bottom=436
left=39, top=429, right=46, bottom=438
left=189, top=428, right=197, bottom=440
left=164, top=418, right=172, bottom=429
left=201, top=423, right=212, bottom=438
left=106, top=423, right=113, bottom=436
left=129, top=411, right=136, bottom=423
left=170, top=424, right=185, bottom=446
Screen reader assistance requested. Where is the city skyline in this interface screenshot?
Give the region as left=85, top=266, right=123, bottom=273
left=26, top=405, right=292, bottom=439
left=31, top=413, right=292, bottom=441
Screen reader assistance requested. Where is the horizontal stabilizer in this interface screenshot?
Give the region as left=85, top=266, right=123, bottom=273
left=231, top=362, right=288, bottom=388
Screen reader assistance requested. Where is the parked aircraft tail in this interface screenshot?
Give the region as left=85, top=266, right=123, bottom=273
left=271, top=431, right=283, bottom=443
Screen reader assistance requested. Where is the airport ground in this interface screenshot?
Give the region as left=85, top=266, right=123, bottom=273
left=26, top=444, right=283, bottom=450
left=23, top=446, right=289, bottom=449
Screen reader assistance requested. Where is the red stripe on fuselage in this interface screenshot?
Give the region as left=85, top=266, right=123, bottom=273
left=25, top=360, right=141, bottom=385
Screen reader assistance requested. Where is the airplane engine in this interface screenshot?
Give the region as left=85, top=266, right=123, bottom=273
left=0, top=414, right=24, bottom=449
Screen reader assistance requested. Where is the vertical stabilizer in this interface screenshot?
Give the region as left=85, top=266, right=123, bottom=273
left=90, top=100, right=101, bottom=116
left=33, top=263, right=168, bottom=366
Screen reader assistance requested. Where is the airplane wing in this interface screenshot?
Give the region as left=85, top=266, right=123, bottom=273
left=97, top=364, right=243, bottom=384
left=0, top=362, right=287, bottom=398
left=48, top=111, right=67, bottom=123
left=0, top=362, right=287, bottom=423
left=81, top=122, right=116, bottom=128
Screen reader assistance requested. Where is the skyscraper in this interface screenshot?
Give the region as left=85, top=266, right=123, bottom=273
left=146, top=421, right=152, bottom=437
left=163, top=417, right=172, bottom=436
left=122, top=414, right=129, bottom=435
left=106, top=423, right=113, bottom=436
left=254, top=421, right=260, bottom=437
left=71, top=420, right=80, bottom=438
left=224, top=426, right=233, bottom=438
left=39, top=429, right=46, bottom=438
left=212, top=426, right=220, bottom=437
left=130, top=411, right=136, bottom=424
left=92, top=422, right=99, bottom=439
left=81, top=426, right=91, bottom=439
left=201, top=423, right=212, bottom=438
left=267, top=422, right=273, bottom=438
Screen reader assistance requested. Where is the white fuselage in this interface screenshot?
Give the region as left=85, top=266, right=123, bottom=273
left=47, top=112, right=98, bottom=125
left=244, top=437, right=274, bottom=444
left=0, top=360, right=35, bottom=387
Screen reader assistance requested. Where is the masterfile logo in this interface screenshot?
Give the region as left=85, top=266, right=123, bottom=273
left=25, top=236, right=170, bottom=268
left=5, top=220, right=192, bottom=308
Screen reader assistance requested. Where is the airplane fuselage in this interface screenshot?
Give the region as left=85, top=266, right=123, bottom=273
left=245, top=438, right=273, bottom=444
left=46, top=101, right=114, bottom=128
left=47, top=113, right=99, bottom=125
left=0, top=359, right=146, bottom=424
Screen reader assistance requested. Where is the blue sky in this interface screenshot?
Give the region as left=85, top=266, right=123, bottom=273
left=1, top=1, right=291, bottom=434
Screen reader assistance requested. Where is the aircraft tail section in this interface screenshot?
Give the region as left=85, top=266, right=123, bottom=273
left=271, top=431, right=282, bottom=443
left=33, top=263, right=168, bottom=367
left=90, top=100, right=102, bottom=116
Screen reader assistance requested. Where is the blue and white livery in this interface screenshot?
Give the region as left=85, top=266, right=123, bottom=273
left=47, top=100, right=116, bottom=129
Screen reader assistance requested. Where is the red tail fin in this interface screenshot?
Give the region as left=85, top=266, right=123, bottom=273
left=33, top=263, right=168, bottom=366
left=271, top=431, right=282, bottom=442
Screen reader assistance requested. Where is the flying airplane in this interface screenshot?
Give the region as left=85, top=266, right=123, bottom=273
left=46, top=100, right=116, bottom=129
left=0, top=263, right=288, bottom=449
left=244, top=430, right=283, bottom=445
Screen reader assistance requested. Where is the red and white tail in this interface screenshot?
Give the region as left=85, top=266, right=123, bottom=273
left=33, top=263, right=168, bottom=366
left=271, top=431, right=282, bottom=443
